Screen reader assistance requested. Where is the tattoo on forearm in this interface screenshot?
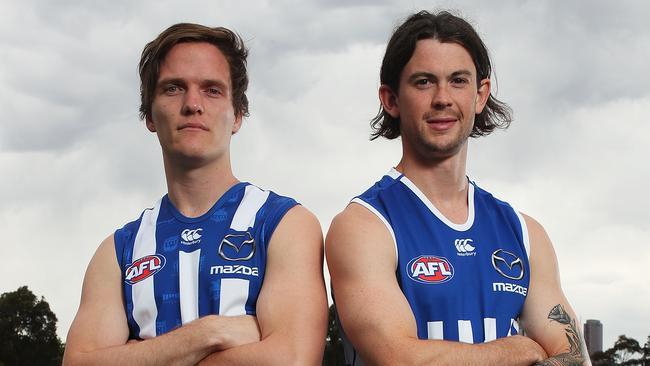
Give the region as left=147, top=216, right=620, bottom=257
left=533, top=304, right=587, bottom=366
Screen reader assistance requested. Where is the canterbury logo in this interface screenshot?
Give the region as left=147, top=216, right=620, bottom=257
left=181, top=228, right=202, bottom=244
left=455, top=239, right=475, bottom=253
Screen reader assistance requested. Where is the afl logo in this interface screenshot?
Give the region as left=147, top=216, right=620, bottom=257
left=407, top=255, right=454, bottom=284
left=124, top=255, right=166, bottom=285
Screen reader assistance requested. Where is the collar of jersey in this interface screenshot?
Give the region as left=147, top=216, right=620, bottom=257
left=388, top=168, right=475, bottom=232
left=162, top=182, right=249, bottom=224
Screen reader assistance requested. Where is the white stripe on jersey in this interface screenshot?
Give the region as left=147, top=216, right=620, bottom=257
left=387, top=167, right=402, bottom=179
left=230, top=185, right=270, bottom=231
left=131, top=199, right=162, bottom=339
left=217, top=185, right=268, bottom=316
left=179, top=249, right=201, bottom=324
left=508, top=318, right=520, bottom=336
left=484, top=318, right=497, bottom=341
left=458, top=320, right=474, bottom=343
left=515, top=210, right=531, bottom=259
left=427, top=321, right=444, bottom=340
left=219, top=278, right=249, bottom=316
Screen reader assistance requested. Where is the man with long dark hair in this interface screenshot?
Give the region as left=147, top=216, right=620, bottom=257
left=327, top=11, right=590, bottom=366
left=63, top=23, right=327, bottom=365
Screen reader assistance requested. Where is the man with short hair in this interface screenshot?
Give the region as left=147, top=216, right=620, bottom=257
left=64, top=23, right=327, bottom=365
left=327, top=11, right=590, bottom=366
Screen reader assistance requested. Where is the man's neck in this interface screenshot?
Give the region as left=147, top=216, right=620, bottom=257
left=396, top=145, right=469, bottom=225
left=162, top=155, right=239, bottom=218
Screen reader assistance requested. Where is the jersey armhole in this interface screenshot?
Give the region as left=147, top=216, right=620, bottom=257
left=514, top=210, right=531, bottom=259
left=350, top=198, right=398, bottom=269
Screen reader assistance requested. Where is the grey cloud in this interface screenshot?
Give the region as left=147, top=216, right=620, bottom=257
left=1, top=0, right=648, bottom=347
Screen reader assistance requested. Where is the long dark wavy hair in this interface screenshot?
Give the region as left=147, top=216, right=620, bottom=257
left=370, top=11, right=512, bottom=140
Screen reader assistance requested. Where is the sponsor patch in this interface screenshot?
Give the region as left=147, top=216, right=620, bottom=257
left=455, top=238, right=476, bottom=256
left=218, top=231, right=255, bottom=261
left=407, top=255, right=454, bottom=284
left=492, top=282, right=528, bottom=296
left=181, top=228, right=203, bottom=245
left=210, top=264, right=259, bottom=277
left=491, top=249, right=524, bottom=280
left=125, top=254, right=166, bottom=284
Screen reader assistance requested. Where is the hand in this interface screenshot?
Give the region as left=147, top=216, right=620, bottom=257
left=509, top=335, right=548, bottom=363
left=207, top=315, right=261, bottom=351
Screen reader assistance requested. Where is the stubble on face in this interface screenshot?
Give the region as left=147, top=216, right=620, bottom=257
left=394, top=39, right=484, bottom=161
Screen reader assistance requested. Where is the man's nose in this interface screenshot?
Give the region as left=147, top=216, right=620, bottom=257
left=182, top=88, right=204, bottom=115
left=431, top=85, right=452, bottom=110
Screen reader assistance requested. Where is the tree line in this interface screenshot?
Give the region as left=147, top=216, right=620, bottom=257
left=0, top=286, right=647, bottom=365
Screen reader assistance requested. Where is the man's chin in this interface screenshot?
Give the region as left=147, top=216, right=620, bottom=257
left=166, top=149, right=220, bottom=168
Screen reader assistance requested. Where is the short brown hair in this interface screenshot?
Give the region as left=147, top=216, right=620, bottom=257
left=371, top=11, right=512, bottom=140
left=138, top=23, right=249, bottom=120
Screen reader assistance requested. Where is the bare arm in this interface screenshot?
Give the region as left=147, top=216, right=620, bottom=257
left=326, top=203, right=548, bottom=366
left=63, top=234, right=260, bottom=366
left=519, top=215, right=591, bottom=366
left=198, top=205, right=329, bottom=365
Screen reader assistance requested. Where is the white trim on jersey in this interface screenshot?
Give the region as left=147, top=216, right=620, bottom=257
left=350, top=197, right=399, bottom=268
left=219, top=278, right=249, bottom=316
left=484, top=317, right=497, bottom=342
left=230, top=185, right=270, bottom=231
left=398, top=175, right=475, bottom=232
left=131, top=199, right=162, bottom=339
left=508, top=318, right=520, bottom=336
left=427, top=321, right=444, bottom=340
left=179, top=249, right=201, bottom=324
left=387, top=167, right=402, bottom=179
left=514, top=211, right=531, bottom=259
left=458, top=320, right=474, bottom=343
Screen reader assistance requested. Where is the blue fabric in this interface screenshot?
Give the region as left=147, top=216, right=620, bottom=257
left=355, top=172, right=530, bottom=342
left=114, top=182, right=297, bottom=339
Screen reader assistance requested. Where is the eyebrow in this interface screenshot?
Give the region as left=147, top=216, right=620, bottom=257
left=156, top=78, right=186, bottom=89
left=156, top=78, right=229, bottom=92
left=407, top=69, right=474, bottom=82
left=450, top=70, right=473, bottom=78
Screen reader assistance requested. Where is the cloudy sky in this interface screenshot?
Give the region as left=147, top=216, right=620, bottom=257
left=1, top=0, right=648, bottom=349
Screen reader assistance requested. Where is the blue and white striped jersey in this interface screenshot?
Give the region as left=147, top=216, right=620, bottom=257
left=114, top=182, right=297, bottom=339
left=340, top=169, right=530, bottom=365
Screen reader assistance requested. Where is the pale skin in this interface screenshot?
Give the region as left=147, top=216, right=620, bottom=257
left=64, top=42, right=328, bottom=365
left=326, top=39, right=590, bottom=366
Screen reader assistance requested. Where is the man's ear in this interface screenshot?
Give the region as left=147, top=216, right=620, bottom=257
left=475, top=78, right=491, bottom=114
left=145, top=114, right=157, bottom=132
left=231, top=113, right=243, bottom=135
left=379, top=84, right=400, bottom=118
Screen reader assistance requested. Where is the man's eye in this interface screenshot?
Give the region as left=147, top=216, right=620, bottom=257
left=415, top=79, right=431, bottom=87
left=206, top=87, right=222, bottom=96
left=164, top=85, right=182, bottom=94
left=451, top=77, right=469, bottom=85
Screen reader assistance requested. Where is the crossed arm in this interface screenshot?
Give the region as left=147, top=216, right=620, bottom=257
left=63, top=205, right=328, bottom=365
left=520, top=214, right=591, bottom=366
left=326, top=203, right=590, bottom=366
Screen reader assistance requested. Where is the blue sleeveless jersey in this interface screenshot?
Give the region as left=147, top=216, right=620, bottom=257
left=340, top=169, right=530, bottom=365
left=114, top=182, right=297, bottom=339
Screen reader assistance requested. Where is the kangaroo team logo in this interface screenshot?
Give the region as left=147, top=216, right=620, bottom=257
left=218, top=231, right=256, bottom=261
left=491, top=249, right=524, bottom=280
left=124, top=255, right=166, bottom=284
left=407, top=255, right=454, bottom=284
